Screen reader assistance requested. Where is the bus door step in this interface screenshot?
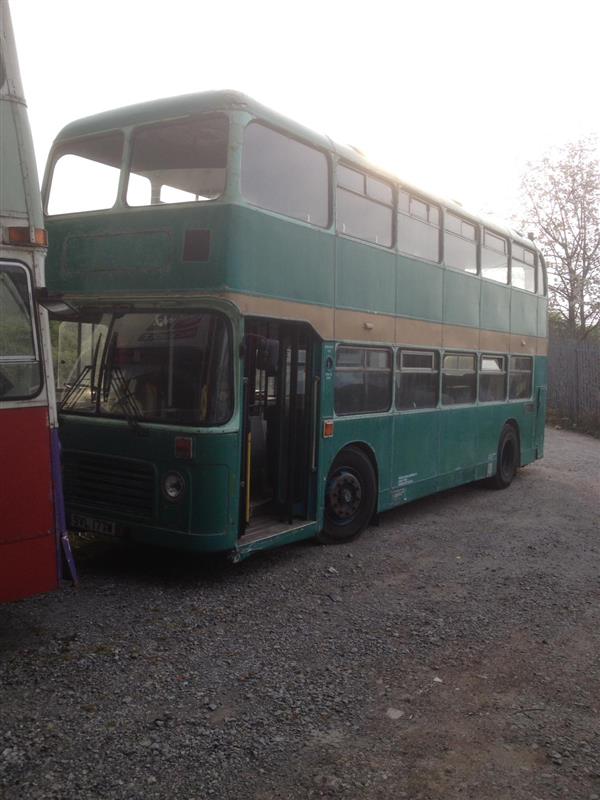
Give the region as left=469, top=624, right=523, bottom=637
left=233, top=519, right=318, bottom=561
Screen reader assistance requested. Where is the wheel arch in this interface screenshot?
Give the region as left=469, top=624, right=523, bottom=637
left=333, top=440, right=380, bottom=494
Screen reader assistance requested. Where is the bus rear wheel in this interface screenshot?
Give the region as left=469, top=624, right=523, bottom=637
left=487, top=424, right=519, bottom=490
left=318, top=447, right=377, bottom=544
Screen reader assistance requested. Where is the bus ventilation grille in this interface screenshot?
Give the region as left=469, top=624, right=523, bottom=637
left=63, top=452, right=155, bottom=519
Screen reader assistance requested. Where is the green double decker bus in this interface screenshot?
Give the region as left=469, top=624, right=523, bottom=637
left=43, top=91, right=547, bottom=560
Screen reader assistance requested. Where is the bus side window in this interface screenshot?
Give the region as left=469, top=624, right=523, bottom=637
left=334, top=346, right=392, bottom=415
left=444, top=212, right=477, bottom=274
left=481, top=230, right=508, bottom=284
left=511, top=245, right=536, bottom=292
left=242, top=123, right=329, bottom=227
left=0, top=264, right=41, bottom=399
left=396, top=349, right=439, bottom=410
left=479, top=355, right=507, bottom=402
left=336, top=165, right=393, bottom=247
left=441, top=353, right=477, bottom=405
left=397, top=191, right=440, bottom=262
left=509, top=356, right=533, bottom=399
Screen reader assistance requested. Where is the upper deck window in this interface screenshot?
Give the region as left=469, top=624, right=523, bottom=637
left=241, top=123, right=329, bottom=227
left=481, top=229, right=508, bottom=284
left=397, top=189, right=440, bottom=261
left=0, top=263, right=41, bottom=399
left=47, top=133, right=124, bottom=215
left=444, top=211, right=477, bottom=274
left=126, top=114, right=228, bottom=206
left=511, top=243, right=536, bottom=292
left=336, top=165, right=393, bottom=247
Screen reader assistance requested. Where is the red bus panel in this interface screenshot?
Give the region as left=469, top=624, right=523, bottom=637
left=0, top=405, right=58, bottom=602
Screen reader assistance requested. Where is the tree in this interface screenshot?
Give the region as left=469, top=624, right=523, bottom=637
left=520, top=137, right=600, bottom=340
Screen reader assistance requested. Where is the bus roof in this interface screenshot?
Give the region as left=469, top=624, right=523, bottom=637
left=52, top=89, right=537, bottom=251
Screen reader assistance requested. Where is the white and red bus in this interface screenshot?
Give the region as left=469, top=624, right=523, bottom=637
left=0, top=0, right=75, bottom=602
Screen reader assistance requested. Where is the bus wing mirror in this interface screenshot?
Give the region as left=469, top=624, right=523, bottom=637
left=35, top=288, right=79, bottom=318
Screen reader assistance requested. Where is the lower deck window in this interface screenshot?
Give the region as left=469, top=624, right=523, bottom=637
left=396, top=349, right=439, bottom=409
left=335, top=346, right=392, bottom=414
left=442, top=353, right=476, bottom=405
left=509, top=356, right=533, bottom=399
left=479, top=355, right=507, bottom=402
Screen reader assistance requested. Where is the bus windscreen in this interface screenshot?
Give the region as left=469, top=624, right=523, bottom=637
left=59, top=311, right=233, bottom=427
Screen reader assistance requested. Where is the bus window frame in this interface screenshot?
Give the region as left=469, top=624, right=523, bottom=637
left=335, top=161, right=395, bottom=249
left=397, top=189, right=442, bottom=264
left=440, top=350, right=478, bottom=407
left=508, top=354, right=534, bottom=402
left=44, top=130, right=126, bottom=217
left=395, top=347, right=440, bottom=412
left=510, top=242, right=537, bottom=294
left=333, top=343, right=394, bottom=416
left=241, top=119, right=332, bottom=229
left=480, top=228, right=509, bottom=285
left=442, top=210, right=480, bottom=276
left=124, top=112, right=230, bottom=209
left=58, top=308, right=237, bottom=429
left=0, top=259, right=44, bottom=402
left=478, top=353, right=508, bottom=404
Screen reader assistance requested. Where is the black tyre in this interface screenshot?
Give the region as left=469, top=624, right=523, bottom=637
left=317, top=446, right=377, bottom=544
left=487, top=424, right=519, bottom=490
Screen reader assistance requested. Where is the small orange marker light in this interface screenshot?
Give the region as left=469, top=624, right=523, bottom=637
left=323, top=420, right=334, bottom=438
left=5, top=226, right=48, bottom=247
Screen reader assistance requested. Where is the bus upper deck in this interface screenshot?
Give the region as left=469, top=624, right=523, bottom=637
left=42, top=90, right=546, bottom=353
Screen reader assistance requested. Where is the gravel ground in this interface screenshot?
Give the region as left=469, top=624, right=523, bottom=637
left=1, top=427, right=599, bottom=800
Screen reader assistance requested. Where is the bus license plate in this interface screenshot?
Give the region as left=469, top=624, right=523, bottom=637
left=70, top=513, right=116, bottom=536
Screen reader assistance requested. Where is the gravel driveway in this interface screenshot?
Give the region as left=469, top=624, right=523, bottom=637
left=1, top=428, right=599, bottom=800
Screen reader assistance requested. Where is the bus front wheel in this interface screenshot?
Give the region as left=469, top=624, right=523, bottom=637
left=487, top=424, right=519, bottom=490
left=318, top=447, right=377, bottom=544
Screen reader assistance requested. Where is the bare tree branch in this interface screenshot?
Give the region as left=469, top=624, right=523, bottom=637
left=520, top=137, right=600, bottom=340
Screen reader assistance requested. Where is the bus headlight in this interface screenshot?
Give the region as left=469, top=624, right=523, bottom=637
left=162, top=471, right=186, bottom=502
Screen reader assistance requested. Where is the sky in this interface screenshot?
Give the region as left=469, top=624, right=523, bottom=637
left=10, top=0, right=600, bottom=223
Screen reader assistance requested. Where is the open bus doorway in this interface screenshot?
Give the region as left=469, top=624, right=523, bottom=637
left=240, top=319, right=319, bottom=541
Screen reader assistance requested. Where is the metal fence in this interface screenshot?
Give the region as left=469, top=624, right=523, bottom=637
left=548, top=336, right=600, bottom=425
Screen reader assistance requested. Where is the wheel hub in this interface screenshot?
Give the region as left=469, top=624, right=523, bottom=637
left=327, top=470, right=362, bottom=521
